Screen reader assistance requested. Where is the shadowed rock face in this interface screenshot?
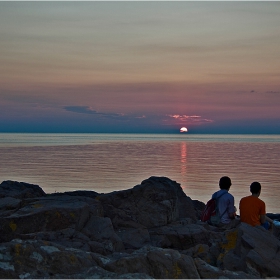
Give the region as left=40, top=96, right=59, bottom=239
left=0, top=177, right=279, bottom=279
left=0, top=180, right=46, bottom=199
left=98, top=176, right=198, bottom=229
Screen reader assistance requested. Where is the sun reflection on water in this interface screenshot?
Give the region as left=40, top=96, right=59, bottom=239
left=180, top=142, right=187, bottom=189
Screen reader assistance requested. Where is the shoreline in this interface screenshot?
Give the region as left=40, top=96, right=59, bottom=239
left=0, top=177, right=280, bottom=278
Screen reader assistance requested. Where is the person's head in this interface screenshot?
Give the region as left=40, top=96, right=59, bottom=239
left=219, top=176, right=232, bottom=190
left=250, top=181, right=261, bottom=195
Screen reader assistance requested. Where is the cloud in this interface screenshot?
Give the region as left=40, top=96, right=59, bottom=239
left=63, top=106, right=213, bottom=128
left=64, top=106, right=97, bottom=114
left=166, top=114, right=213, bottom=125
left=64, top=106, right=127, bottom=120
left=135, top=115, right=146, bottom=119
left=64, top=106, right=147, bottom=121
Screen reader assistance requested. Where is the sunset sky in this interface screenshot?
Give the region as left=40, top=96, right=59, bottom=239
left=0, top=1, right=280, bottom=134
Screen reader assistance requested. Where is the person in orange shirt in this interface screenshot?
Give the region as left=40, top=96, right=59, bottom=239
left=239, top=182, right=273, bottom=230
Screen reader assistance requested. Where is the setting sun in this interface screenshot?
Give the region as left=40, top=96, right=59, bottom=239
left=180, top=127, right=188, bottom=133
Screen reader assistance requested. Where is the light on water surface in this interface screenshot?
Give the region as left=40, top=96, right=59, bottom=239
left=0, top=133, right=279, bottom=214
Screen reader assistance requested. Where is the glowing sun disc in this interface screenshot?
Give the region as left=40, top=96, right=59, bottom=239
left=180, top=127, right=188, bottom=133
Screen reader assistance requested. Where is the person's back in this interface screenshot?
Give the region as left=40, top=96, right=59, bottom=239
left=212, top=188, right=235, bottom=224
left=211, top=176, right=238, bottom=229
left=239, top=195, right=265, bottom=226
left=239, top=181, right=273, bottom=230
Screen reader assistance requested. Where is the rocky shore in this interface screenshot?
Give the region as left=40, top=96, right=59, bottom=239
left=0, top=176, right=280, bottom=279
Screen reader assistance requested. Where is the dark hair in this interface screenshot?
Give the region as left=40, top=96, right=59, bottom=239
left=219, top=176, right=231, bottom=190
left=250, top=182, right=261, bottom=194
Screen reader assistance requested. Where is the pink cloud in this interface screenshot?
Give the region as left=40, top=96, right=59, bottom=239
left=166, top=114, right=214, bottom=125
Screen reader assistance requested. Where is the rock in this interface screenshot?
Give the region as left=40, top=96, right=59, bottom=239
left=49, top=190, right=99, bottom=199
left=217, top=222, right=280, bottom=278
left=0, top=238, right=111, bottom=279
left=1, top=177, right=280, bottom=279
left=0, top=197, right=21, bottom=212
left=192, top=199, right=206, bottom=220
left=184, top=244, right=215, bottom=266
left=105, top=246, right=200, bottom=279
left=81, top=216, right=124, bottom=253
left=0, top=239, right=196, bottom=279
left=0, top=239, right=146, bottom=279
left=0, top=180, right=46, bottom=199
left=99, top=176, right=197, bottom=229
left=116, top=227, right=151, bottom=250
left=149, top=221, right=216, bottom=250
left=0, top=195, right=103, bottom=238
left=241, top=224, right=280, bottom=278
left=194, top=258, right=253, bottom=279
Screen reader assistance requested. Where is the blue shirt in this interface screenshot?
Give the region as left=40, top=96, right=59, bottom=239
left=212, top=189, right=235, bottom=224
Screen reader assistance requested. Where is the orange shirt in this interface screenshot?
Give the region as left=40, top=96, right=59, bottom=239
left=239, top=195, right=266, bottom=226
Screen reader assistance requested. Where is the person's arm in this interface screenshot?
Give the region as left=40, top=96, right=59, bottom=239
left=265, top=215, right=274, bottom=223
left=260, top=200, right=273, bottom=224
left=260, top=215, right=266, bottom=224
left=229, top=212, right=236, bottom=219
left=228, top=206, right=237, bottom=219
left=260, top=215, right=273, bottom=224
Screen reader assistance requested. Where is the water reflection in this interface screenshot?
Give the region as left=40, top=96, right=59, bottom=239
left=180, top=142, right=187, bottom=189
left=0, top=135, right=279, bottom=213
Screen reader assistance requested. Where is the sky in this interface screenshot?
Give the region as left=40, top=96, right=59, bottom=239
left=0, top=1, right=280, bottom=134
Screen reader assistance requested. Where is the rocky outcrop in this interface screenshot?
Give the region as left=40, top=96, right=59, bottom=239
left=0, top=180, right=46, bottom=199
left=98, top=176, right=198, bottom=229
left=0, top=177, right=279, bottom=279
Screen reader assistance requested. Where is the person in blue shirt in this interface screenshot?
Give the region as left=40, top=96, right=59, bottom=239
left=212, top=176, right=239, bottom=229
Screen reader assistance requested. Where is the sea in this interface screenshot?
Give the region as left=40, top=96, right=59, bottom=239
left=0, top=133, right=279, bottom=214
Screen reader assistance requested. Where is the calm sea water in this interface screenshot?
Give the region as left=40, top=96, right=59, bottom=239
left=0, top=133, right=279, bottom=213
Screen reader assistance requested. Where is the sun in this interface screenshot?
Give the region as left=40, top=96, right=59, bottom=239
left=180, top=127, right=188, bottom=133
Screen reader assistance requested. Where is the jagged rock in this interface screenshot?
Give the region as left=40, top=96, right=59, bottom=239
left=0, top=180, right=46, bottom=199
left=0, top=197, right=21, bottom=212
left=216, top=222, right=280, bottom=278
left=0, top=239, right=148, bottom=279
left=0, top=195, right=103, bottom=239
left=183, top=243, right=220, bottom=266
left=241, top=223, right=280, bottom=278
left=0, top=239, right=99, bottom=278
left=191, top=199, right=206, bottom=220
left=0, top=177, right=280, bottom=279
left=99, top=176, right=197, bottom=229
left=116, top=227, right=151, bottom=250
left=194, top=258, right=255, bottom=279
left=81, top=216, right=124, bottom=253
left=105, top=246, right=200, bottom=279
left=49, top=190, right=99, bottom=199
left=149, top=220, right=219, bottom=250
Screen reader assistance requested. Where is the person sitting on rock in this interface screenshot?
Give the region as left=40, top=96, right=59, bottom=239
left=239, top=181, right=273, bottom=230
left=211, top=176, right=239, bottom=229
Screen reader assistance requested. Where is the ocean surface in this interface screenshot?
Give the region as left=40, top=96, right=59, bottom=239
left=0, top=133, right=279, bottom=214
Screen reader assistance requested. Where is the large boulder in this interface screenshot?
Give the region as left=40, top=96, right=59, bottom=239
left=105, top=246, right=200, bottom=279
left=0, top=239, right=145, bottom=279
left=81, top=215, right=124, bottom=253
left=0, top=195, right=103, bottom=241
left=0, top=239, right=99, bottom=279
left=0, top=197, right=21, bottom=212
left=217, top=222, right=280, bottom=278
left=116, top=227, right=151, bottom=250
left=0, top=181, right=46, bottom=199
left=98, top=176, right=197, bottom=229
left=149, top=220, right=218, bottom=250
left=194, top=258, right=252, bottom=279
